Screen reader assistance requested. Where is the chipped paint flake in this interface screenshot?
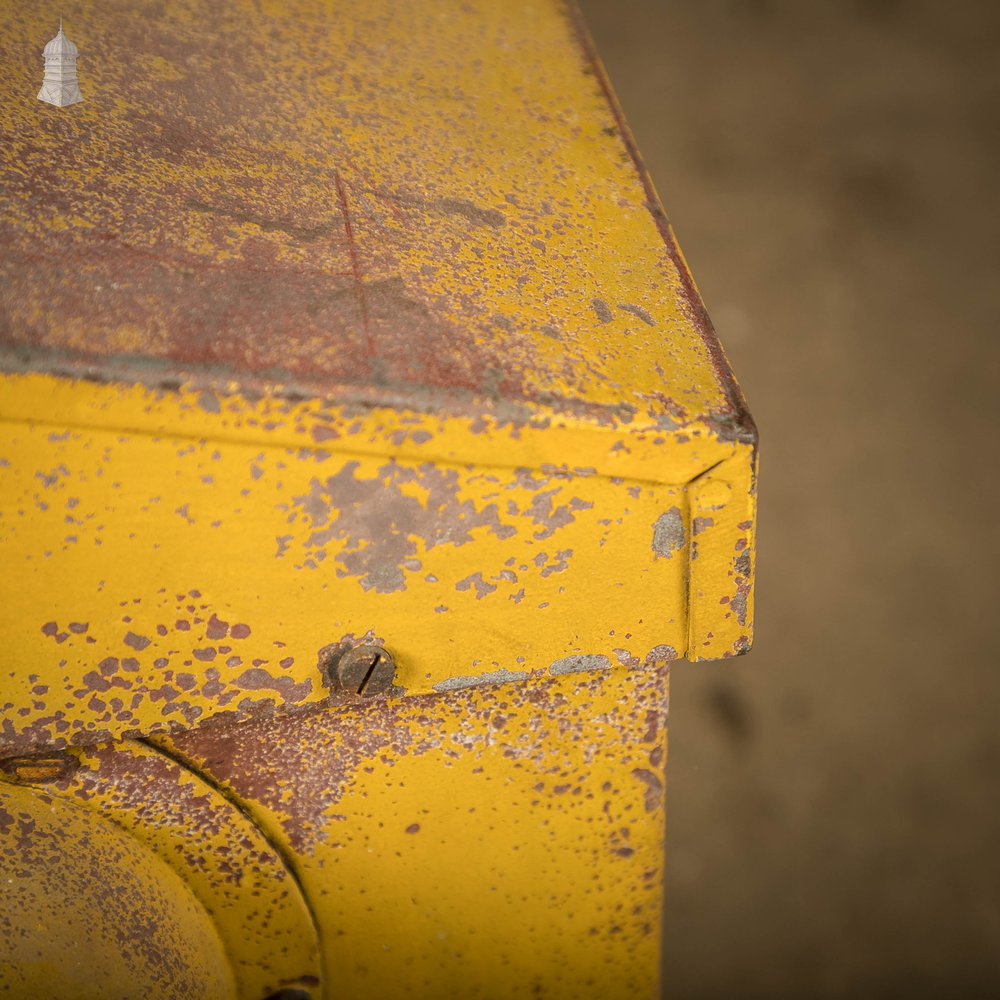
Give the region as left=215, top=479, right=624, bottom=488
left=549, top=654, right=611, bottom=676
left=651, top=508, right=684, bottom=559
left=432, top=668, right=530, bottom=692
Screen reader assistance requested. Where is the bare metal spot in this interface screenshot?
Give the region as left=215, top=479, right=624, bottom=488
left=540, top=549, right=572, bottom=577
left=206, top=614, right=229, bottom=640
left=235, top=668, right=312, bottom=703
left=549, top=654, right=611, bottom=676
left=613, top=649, right=640, bottom=668
left=432, top=197, right=505, bottom=228
left=731, top=584, right=749, bottom=627
left=311, top=424, right=339, bottom=444
left=631, top=768, right=663, bottom=813
left=36, top=466, right=67, bottom=489
left=123, top=632, right=150, bottom=651
left=196, top=390, right=220, bottom=413
left=618, top=303, right=655, bottom=326
left=289, top=461, right=514, bottom=594
left=455, top=572, right=496, bottom=600
left=734, top=550, right=752, bottom=578
left=591, top=299, right=612, bottom=323
left=433, top=668, right=529, bottom=692
left=644, top=645, right=677, bottom=665
left=652, top=508, right=684, bottom=559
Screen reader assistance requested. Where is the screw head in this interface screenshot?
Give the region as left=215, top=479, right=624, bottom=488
left=332, top=643, right=396, bottom=697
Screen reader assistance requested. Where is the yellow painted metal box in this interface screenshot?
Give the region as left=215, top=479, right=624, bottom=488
left=0, top=1, right=756, bottom=997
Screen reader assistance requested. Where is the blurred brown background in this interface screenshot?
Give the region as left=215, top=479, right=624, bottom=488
left=578, top=1, right=1000, bottom=996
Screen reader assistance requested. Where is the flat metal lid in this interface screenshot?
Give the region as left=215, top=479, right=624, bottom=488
left=0, top=0, right=751, bottom=442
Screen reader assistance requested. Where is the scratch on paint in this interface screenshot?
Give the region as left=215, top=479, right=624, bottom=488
left=334, top=171, right=373, bottom=360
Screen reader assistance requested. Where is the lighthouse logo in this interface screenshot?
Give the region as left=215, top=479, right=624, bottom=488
left=38, top=20, right=83, bottom=108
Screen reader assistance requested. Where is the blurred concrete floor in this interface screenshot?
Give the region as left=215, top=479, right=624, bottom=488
left=578, top=1, right=1000, bottom=997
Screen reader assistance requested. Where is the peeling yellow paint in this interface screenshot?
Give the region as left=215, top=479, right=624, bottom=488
left=0, top=371, right=752, bottom=752
left=155, top=662, right=669, bottom=999
left=0, top=778, right=238, bottom=997
left=0, top=0, right=754, bottom=992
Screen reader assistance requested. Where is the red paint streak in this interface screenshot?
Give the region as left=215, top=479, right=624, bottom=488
left=334, top=171, right=374, bottom=359
left=374, top=185, right=407, bottom=222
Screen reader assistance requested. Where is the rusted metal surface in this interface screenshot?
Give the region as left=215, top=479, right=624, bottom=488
left=0, top=1, right=750, bottom=438
left=2, top=660, right=667, bottom=996
left=0, top=780, right=237, bottom=997
left=0, top=424, right=705, bottom=753
left=0, top=1, right=754, bottom=994
left=0, top=737, right=322, bottom=996
left=153, top=662, right=669, bottom=998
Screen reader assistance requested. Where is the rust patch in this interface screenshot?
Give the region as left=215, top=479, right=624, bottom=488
left=162, top=662, right=669, bottom=856
left=0, top=762, right=261, bottom=995
left=124, top=631, right=151, bottom=651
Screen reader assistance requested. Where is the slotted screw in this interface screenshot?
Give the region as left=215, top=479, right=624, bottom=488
left=332, top=643, right=396, bottom=697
